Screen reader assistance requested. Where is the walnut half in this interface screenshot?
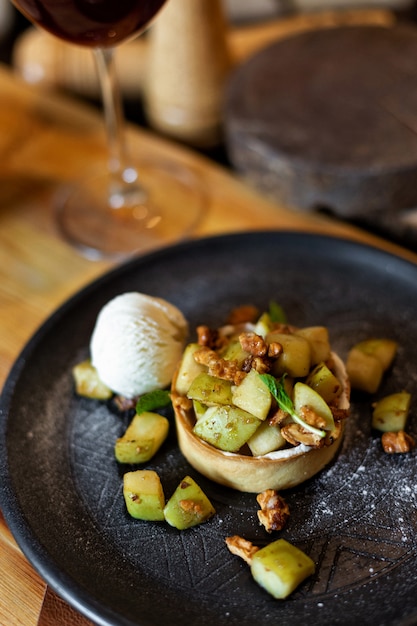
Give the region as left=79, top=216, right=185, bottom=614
left=281, top=423, right=325, bottom=448
left=256, top=489, right=290, bottom=533
left=381, top=430, right=415, bottom=454
left=225, top=535, right=259, bottom=565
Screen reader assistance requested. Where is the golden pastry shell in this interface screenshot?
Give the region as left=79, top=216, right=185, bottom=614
left=172, top=352, right=350, bottom=493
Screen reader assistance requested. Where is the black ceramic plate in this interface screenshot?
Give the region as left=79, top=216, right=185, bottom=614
left=1, top=232, right=417, bottom=626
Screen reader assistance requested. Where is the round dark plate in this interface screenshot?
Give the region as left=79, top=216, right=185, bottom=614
left=1, top=231, right=417, bottom=626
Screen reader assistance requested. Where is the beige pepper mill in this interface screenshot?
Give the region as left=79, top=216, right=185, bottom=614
left=144, top=0, right=232, bottom=147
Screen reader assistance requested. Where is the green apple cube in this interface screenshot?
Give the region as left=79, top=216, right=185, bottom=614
left=268, top=332, right=311, bottom=378
left=346, top=347, right=383, bottom=394
left=164, top=476, right=215, bottom=529
left=254, top=312, right=275, bottom=338
left=355, top=338, right=398, bottom=371
left=187, top=373, right=233, bottom=405
left=305, top=362, right=342, bottom=405
left=250, top=539, right=315, bottom=599
left=293, top=382, right=334, bottom=431
left=220, top=340, right=250, bottom=367
left=193, top=404, right=261, bottom=452
left=115, top=411, right=169, bottom=464
left=232, top=369, right=271, bottom=420
left=115, top=438, right=154, bottom=464
left=295, top=326, right=331, bottom=365
left=193, top=400, right=207, bottom=420
left=72, top=359, right=113, bottom=400
left=247, top=420, right=286, bottom=456
left=123, top=470, right=165, bottom=521
left=372, top=391, right=411, bottom=432
left=174, top=343, right=206, bottom=396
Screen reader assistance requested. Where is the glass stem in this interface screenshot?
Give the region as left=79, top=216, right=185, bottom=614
left=94, top=47, right=146, bottom=209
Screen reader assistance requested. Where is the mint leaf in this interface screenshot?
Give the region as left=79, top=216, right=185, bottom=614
left=259, top=373, right=325, bottom=438
left=260, top=373, right=296, bottom=418
left=136, top=389, right=172, bottom=415
left=269, top=301, right=287, bottom=324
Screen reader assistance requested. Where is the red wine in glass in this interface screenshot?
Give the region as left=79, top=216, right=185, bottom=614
left=10, top=0, right=204, bottom=259
left=12, top=0, right=167, bottom=46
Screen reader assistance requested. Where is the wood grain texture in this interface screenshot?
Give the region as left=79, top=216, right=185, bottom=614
left=36, top=589, right=95, bottom=626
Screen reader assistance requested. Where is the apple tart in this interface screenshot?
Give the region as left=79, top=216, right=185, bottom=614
left=171, top=308, right=350, bottom=493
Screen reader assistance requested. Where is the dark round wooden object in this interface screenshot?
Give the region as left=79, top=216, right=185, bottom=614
left=224, top=24, right=417, bottom=218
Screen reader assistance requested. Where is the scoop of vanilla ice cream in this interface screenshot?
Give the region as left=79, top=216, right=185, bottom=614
left=90, top=292, right=188, bottom=398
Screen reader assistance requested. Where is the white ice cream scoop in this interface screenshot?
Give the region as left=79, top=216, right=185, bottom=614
left=90, top=292, right=188, bottom=398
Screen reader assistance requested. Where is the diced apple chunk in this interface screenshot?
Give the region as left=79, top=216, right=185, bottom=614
left=372, top=391, right=411, bottom=432
left=123, top=470, right=165, bottom=521
left=355, top=338, right=398, bottom=371
left=267, top=332, right=311, bottom=378
left=220, top=340, right=250, bottom=367
left=115, top=411, right=169, bottom=464
left=250, top=539, right=315, bottom=599
left=296, top=326, right=331, bottom=365
left=164, top=476, right=215, bottom=529
left=347, top=338, right=398, bottom=394
left=174, top=343, right=206, bottom=396
left=306, top=362, right=342, bottom=405
left=346, top=348, right=383, bottom=394
left=193, top=400, right=207, bottom=420
left=293, top=381, right=335, bottom=431
left=193, top=405, right=261, bottom=452
left=232, top=369, right=271, bottom=420
left=187, top=373, right=233, bottom=406
left=72, top=359, right=113, bottom=400
left=247, top=420, right=286, bottom=456
left=254, top=312, right=275, bottom=338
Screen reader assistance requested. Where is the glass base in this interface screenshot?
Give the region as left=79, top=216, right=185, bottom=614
left=56, top=158, right=206, bottom=260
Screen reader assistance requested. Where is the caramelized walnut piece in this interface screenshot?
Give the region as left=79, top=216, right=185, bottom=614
left=268, top=342, right=283, bottom=358
left=194, top=346, right=240, bottom=382
left=225, top=535, right=259, bottom=565
left=237, top=332, right=284, bottom=375
left=256, top=490, right=290, bottom=533
left=330, top=407, right=350, bottom=422
left=193, top=345, right=215, bottom=365
left=281, top=423, right=325, bottom=448
left=268, top=407, right=290, bottom=426
left=241, top=356, right=254, bottom=373
left=226, top=305, right=259, bottom=325
left=210, top=358, right=240, bottom=382
left=298, top=406, right=327, bottom=431
left=113, top=395, right=137, bottom=411
left=196, top=325, right=226, bottom=349
left=172, top=394, right=193, bottom=412
left=179, top=499, right=204, bottom=515
left=251, top=356, right=271, bottom=374
left=233, top=370, right=247, bottom=386
left=381, top=430, right=415, bottom=454
left=239, top=331, right=267, bottom=357
left=240, top=352, right=272, bottom=376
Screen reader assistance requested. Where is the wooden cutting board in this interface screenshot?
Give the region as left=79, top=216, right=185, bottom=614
left=224, top=23, right=417, bottom=218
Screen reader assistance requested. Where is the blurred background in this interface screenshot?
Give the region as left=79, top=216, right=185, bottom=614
left=2, top=0, right=417, bottom=249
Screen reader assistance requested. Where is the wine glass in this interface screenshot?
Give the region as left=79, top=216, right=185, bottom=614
left=10, top=0, right=205, bottom=259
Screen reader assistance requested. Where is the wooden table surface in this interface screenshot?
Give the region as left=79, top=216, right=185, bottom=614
left=1, top=10, right=417, bottom=626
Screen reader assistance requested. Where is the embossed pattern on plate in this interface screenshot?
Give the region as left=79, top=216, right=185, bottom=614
left=1, top=232, right=416, bottom=626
